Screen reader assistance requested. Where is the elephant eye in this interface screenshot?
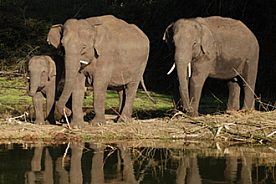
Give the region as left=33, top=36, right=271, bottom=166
left=192, top=42, right=197, bottom=48
left=41, top=70, right=47, bottom=76
left=80, top=45, right=87, bottom=55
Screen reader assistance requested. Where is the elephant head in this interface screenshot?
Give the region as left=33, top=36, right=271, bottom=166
left=47, top=18, right=107, bottom=114
left=28, top=56, right=56, bottom=96
left=163, top=18, right=217, bottom=113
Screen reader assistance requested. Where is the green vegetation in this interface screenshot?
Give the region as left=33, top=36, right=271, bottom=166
left=0, top=76, right=31, bottom=114
left=0, top=76, right=174, bottom=117
left=84, top=90, right=173, bottom=111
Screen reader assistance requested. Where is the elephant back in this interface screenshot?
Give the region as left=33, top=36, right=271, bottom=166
left=201, top=16, right=258, bottom=45
left=87, top=15, right=149, bottom=47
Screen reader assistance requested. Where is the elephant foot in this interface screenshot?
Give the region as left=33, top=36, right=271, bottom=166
left=116, top=115, right=132, bottom=123
left=45, top=120, right=54, bottom=125
left=90, top=116, right=106, bottom=126
left=70, top=121, right=87, bottom=129
left=226, top=109, right=239, bottom=115
left=46, top=117, right=56, bottom=125
left=240, top=108, right=256, bottom=113
left=186, top=111, right=198, bottom=117
left=34, top=120, right=48, bottom=125
left=55, top=103, right=72, bottom=119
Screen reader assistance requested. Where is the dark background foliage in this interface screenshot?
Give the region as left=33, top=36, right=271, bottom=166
left=1, top=0, right=276, bottom=102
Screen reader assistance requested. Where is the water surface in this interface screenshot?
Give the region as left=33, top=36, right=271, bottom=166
left=0, top=142, right=275, bottom=184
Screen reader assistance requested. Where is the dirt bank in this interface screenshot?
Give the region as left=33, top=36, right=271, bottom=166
left=1, top=110, right=276, bottom=145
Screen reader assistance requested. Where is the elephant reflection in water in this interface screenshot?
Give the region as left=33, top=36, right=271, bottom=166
left=176, top=156, right=202, bottom=184
left=25, top=147, right=54, bottom=183
left=25, top=143, right=137, bottom=184
left=90, top=143, right=105, bottom=184
left=69, top=143, right=84, bottom=184
left=175, top=154, right=253, bottom=184
left=240, top=156, right=253, bottom=184
left=224, top=155, right=252, bottom=184
left=224, top=155, right=238, bottom=183
left=25, top=144, right=83, bottom=184
left=90, top=143, right=137, bottom=184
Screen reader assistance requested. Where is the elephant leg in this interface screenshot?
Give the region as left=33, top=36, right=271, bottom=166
left=226, top=79, right=241, bottom=111
left=32, top=92, right=45, bottom=125
left=91, top=80, right=108, bottom=125
left=117, top=87, right=126, bottom=120
left=118, top=82, right=139, bottom=122
left=241, top=62, right=257, bottom=110
left=189, top=74, right=208, bottom=116
left=243, top=86, right=255, bottom=110
left=173, top=77, right=182, bottom=111
left=45, top=81, right=56, bottom=124
left=71, top=73, right=86, bottom=128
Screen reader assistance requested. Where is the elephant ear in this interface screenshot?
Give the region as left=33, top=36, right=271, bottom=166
left=78, top=19, right=106, bottom=57
left=47, top=24, right=63, bottom=48
left=45, top=56, right=56, bottom=79
left=195, top=18, right=217, bottom=59
left=93, top=25, right=108, bottom=56
left=163, top=23, right=174, bottom=43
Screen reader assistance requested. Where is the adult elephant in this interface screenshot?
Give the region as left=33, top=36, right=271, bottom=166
left=47, top=15, right=150, bottom=127
left=163, top=16, right=259, bottom=116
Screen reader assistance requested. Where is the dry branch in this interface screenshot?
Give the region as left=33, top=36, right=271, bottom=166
left=0, top=110, right=276, bottom=144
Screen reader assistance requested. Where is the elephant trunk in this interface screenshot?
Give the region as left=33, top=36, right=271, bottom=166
left=28, top=73, right=40, bottom=97
left=56, top=54, right=80, bottom=114
left=175, top=47, right=192, bottom=113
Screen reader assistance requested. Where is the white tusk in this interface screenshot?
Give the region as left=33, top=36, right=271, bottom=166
left=187, top=62, right=191, bottom=78
left=80, top=60, right=89, bottom=65
left=167, top=63, right=175, bottom=75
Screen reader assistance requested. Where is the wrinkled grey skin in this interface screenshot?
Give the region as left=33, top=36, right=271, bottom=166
left=163, top=16, right=259, bottom=116
left=47, top=15, right=150, bottom=127
left=28, top=55, right=64, bottom=124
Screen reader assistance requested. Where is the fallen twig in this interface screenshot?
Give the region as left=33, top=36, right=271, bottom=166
left=215, top=126, right=223, bottom=137
left=8, top=112, right=28, bottom=123
left=63, top=108, right=71, bottom=129
left=267, top=130, right=276, bottom=138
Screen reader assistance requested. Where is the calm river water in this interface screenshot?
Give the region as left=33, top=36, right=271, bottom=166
left=0, top=142, right=275, bottom=184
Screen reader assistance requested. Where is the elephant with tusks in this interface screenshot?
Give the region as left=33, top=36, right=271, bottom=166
left=47, top=15, right=152, bottom=127
left=163, top=16, right=259, bottom=116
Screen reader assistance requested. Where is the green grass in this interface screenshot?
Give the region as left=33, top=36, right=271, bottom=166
left=0, top=76, right=174, bottom=117
left=0, top=76, right=32, bottom=114
left=0, top=76, right=242, bottom=118
left=0, top=75, right=236, bottom=118
left=84, top=90, right=173, bottom=110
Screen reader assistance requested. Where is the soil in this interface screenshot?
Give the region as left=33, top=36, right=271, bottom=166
left=1, top=110, right=276, bottom=145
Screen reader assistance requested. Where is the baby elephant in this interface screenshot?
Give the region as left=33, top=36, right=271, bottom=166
left=28, top=55, right=64, bottom=125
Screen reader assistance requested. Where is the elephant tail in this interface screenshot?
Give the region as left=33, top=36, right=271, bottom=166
left=140, top=78, right=157, bottom=104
